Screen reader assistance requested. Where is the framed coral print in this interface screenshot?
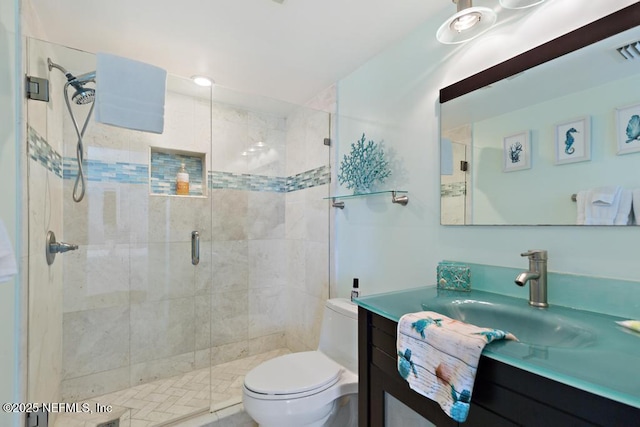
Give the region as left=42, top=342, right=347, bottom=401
left=503, top=131, right=530, bottom=172
left=555, top=116, right=591, bottom=164
left=616, top=103, right=640, bottom=155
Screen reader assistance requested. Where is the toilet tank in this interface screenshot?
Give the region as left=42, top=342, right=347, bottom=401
left=318, top=298, right=358, bottom=373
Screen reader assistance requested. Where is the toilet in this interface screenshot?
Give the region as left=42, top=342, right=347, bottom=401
left=242, top=298, right=359, bottom=427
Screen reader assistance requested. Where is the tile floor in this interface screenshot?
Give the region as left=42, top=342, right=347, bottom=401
left=54, top=348, right=290, bottom=427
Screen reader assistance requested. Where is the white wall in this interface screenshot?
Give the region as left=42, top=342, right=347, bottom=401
left=335, top=0, right=640, bottom=298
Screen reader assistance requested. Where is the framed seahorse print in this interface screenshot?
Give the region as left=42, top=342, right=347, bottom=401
left=615, top=103, right=640, bottom=155
left=502, top=131, right=531, bottom=172
left=555, top=116, right=591, bottom=165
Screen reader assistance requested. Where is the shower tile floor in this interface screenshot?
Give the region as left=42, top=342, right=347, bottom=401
left=55, top=348, right=290, bottom=427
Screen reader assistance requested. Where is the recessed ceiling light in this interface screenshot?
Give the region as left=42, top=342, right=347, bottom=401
left=191, top=75, right=213, bottom=87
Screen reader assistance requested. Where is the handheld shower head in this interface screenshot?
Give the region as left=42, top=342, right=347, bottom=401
left=69, top=70, right=96, bottom=105
left=48, top=58, right=96, bottom=105
left=47, top=57, right=97, bottom=203
left=71, top=87, right=95, bottom=105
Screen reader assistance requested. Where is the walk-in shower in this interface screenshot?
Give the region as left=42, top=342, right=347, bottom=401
left=47, top=58, right=96, bottom=202
left=27, top=38, right=331, bottom=426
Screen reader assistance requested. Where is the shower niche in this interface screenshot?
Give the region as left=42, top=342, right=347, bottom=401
left=149, top=146, right=208, bottom=197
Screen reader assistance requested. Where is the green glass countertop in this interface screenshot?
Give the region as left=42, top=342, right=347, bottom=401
left=355, top=286, right=640, bottom=409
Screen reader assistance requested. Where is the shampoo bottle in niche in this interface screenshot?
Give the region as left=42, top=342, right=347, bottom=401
left=176, top=163, right=189, bottom=195
left=351, top=278, right=360, bottom=301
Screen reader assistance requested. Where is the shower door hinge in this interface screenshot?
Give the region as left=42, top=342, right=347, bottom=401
left=323, top=138, right=331, bottom=146
left=26, top=75, right=50, bottom=102
left=26, top=409, right=48, bottom=427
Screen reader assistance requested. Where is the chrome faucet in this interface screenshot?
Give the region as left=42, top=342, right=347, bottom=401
left=515, top=249, right=548, bottom=308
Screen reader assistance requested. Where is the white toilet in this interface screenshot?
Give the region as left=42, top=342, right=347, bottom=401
left=242, top=298, right=359, bottom=427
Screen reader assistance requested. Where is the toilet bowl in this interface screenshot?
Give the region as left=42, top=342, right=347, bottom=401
left=242, top=298, right=358, bottom=427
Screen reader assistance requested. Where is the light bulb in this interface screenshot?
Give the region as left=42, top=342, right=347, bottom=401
left=191, top=75, right=213, bottom=87
left=451, top=12, right=482, bottom=32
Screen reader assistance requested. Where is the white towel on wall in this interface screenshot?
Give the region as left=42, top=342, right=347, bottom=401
left=591, top=186, right=621, bottom=206
left=614, top=189, right=633, bottom=225
left=576, top=190, right=588, bottom=225
left=632, top=189, right=640, bottom=225
left=0, top=220, right=17, bottom=283
left=584, top=186, right=622, bottom=225
left=95, top=53, right=167, bottom=134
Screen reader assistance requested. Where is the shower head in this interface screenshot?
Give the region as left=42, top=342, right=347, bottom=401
left=69, top=71, right=96, bottom=105
left=68, top=72, right=96, bottom=105
left=71, top=86, right=95, bottom=105
left=48, top=58, right=96, bottom=105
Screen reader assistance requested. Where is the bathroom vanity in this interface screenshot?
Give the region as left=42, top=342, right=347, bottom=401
left=356, top=287, right=640, bottom=427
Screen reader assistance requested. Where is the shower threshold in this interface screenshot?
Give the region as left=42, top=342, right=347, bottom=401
left=54, top=348, right=290, bottom=427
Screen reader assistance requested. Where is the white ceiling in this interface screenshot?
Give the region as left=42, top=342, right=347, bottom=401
left=29, top=0, right=448, bottom=106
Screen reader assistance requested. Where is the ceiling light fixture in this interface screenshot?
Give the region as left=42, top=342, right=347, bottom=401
left=499, top=0, right=546, bottom=10
left=436, top=0, right=497, bottom=44
left=191, top=75, right=214, bottom=87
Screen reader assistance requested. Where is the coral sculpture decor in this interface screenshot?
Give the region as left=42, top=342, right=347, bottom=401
left=338, top=133, right=391, bottom=194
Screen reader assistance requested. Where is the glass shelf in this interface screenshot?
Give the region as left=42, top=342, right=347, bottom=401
left=325, top=190, right=408, bottom=207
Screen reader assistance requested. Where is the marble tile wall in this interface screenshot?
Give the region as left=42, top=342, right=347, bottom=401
left=284, top=99, right=333, bottom=353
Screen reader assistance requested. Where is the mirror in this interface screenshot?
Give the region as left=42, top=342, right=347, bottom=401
left=440, top=4, right=640, bottom=225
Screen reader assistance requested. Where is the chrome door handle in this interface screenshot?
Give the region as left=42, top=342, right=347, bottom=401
left=191, top=231, right=200, bottom=265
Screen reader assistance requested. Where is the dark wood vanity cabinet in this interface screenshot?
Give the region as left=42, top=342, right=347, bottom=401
left=358, top=307, right=639, bottom=427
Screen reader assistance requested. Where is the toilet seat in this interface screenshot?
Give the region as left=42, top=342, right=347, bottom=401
left=244, top=351, right=343, bottom=400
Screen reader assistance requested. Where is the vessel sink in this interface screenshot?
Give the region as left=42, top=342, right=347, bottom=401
left=422, top=298, right=597, bottom=348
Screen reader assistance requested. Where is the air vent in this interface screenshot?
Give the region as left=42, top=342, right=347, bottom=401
left=616, top=40, right=640, bottom=60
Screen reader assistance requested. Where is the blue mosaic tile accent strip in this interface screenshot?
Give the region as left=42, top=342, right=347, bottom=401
left=28, top=127, right=63, bottom=178
left=63, top=160, right=329, bottom=193
left=63, top=158, right=149, bottom=184
left=207, top=165, right=329, bottom=193
left=286, top=165, right=330, bottom=192
left=27, top=125, right=329, bottom=193
left=208, top=171, right=288, bottom=192
left=50, top=135, right=328, bottom=194
left=150, top=151, right=204, bottom=196
left=441, top=182, right=466, bottom=198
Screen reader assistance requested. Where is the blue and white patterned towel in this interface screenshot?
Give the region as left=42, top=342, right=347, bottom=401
left=397, top=311, right=517, bottom=422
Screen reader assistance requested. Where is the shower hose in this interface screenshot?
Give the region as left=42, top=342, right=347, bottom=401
left=64, top=81, right=95, bottom=203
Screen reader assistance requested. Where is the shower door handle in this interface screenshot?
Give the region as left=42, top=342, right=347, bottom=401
left=191, top=231, right=200, bottom=265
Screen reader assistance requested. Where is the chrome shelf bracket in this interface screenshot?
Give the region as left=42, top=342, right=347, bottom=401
left=391, top=191, right=409, bottom=206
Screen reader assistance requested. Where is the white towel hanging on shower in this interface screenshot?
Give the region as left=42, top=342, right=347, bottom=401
left=0, top=219, right=17, bottom=283
left=95, top=53, right=167, bottom=134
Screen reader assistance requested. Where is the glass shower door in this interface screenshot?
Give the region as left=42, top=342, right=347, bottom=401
left=26, top=37, right=212, bottom=426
